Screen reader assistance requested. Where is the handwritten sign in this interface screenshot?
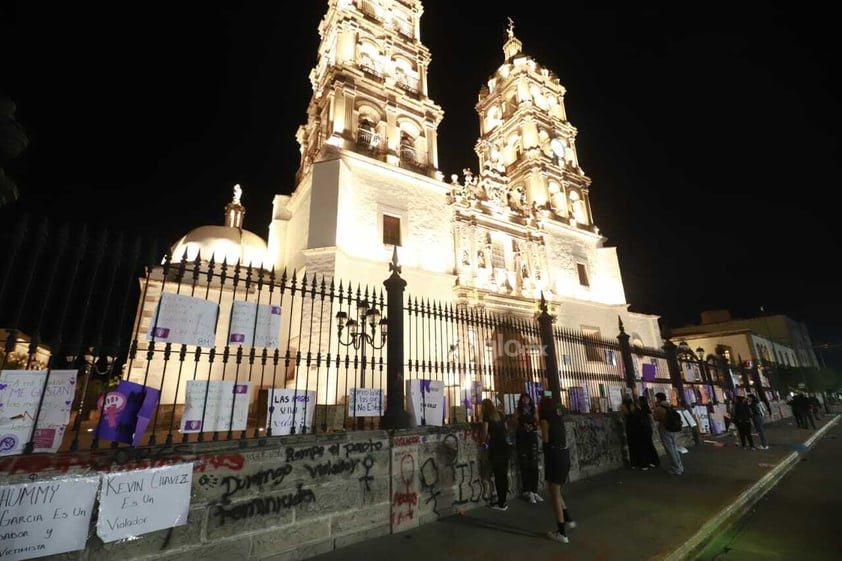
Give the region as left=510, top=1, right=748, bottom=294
left=407, top=379, right=445, bottom=427
left=266, top=389, right=316, bottom=435
left=348, top=388, right=384, bottom=417
left=97, top=463, right=192, bottom=543
left=228, top=301, right=282, bottom=348
left=147, top=292, right=218, bottom=347
left=180, top=380, right=251, bottom=433
left=0, top=476, right=99, bottom=560
left=0, top=370, right=76, bottom=456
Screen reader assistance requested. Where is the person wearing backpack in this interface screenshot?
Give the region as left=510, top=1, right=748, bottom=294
left=653, top=392, right=684, bottom=475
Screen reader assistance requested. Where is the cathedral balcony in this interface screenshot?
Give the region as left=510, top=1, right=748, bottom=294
left=360, top=63, right=384, bottom=81
left=396, top=78, right=420, bottom=97
left=359, top=2, right=384, bottom=23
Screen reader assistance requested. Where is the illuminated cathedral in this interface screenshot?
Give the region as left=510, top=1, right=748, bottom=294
left=132, top=0, right=663, bottom=409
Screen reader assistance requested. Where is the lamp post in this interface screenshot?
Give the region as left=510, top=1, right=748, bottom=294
left=336, top=300, right=387, bottom=428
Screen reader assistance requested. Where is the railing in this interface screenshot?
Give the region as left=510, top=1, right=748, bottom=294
left=0, top=215, right=776, bottom=456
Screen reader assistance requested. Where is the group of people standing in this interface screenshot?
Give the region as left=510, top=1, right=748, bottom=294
left=730, top=394, right=770, bottom=449
left=479, top=393, right=576, bottom=544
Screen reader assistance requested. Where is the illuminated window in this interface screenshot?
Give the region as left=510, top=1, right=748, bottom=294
left=576, top=263, right=589, bottom=287
left=383, top=215, right=401, bottom=246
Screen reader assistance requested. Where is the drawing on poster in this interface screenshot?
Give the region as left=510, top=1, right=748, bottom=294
left=94, top=379, right=160, bottom=447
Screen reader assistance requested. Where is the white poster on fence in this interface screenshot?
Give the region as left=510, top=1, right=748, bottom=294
left=97, top=463, right=193, bottom=543
left=266, top=388, right=316, bottom=435
left=0, top=369, right=76, bottom=456
left=147, top=292, right=218, bottom=347
left=607, top=386, right=624, bottom=412
left=180, top=380, right=251, bottom=433
left=406, top=379, right=445, bottom=427
left=0, top=475, right=99, bottom=560
left=693, top=405, right=711, bottom=434
left=228, top=301, right=282, bottom=348
left=348, top=388, right=384, bottom=417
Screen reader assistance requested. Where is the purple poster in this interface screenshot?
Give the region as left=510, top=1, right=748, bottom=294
left=525, top=381, right=544, bottom=405
left=642, top=363, right=657, bottom=382
left=94, top=380, right=160, bottom=446
left=569, top=386, right=587, bottom=413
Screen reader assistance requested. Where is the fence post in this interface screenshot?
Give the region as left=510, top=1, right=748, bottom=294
left=382, top=248, right=409, bottom=429
left=617, top=316, right=636, bottom=390
left=662, top=338, right=686, bottom=406
left=536, top=293, right=562, bottom=405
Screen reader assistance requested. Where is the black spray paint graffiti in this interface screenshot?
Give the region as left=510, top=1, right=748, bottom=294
left=304, top=457, right=360, bottom=478
left=414, top=433, right=493, bottom=509
left=212, top=483, right=316, bottom=525
left=202, top=464, right=294, bottom=504
left=358, top=454, right=375, bottom=493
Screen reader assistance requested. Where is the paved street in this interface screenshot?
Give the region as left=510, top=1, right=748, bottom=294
left=694, top=412, right=842, bottom=561
left=307, top=409, right=840, bottom=561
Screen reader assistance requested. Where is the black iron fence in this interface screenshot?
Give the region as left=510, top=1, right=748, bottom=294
left=0, top=217, right=788, bottom=456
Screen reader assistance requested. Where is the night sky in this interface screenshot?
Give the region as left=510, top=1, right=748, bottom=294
left=1, top=1, right=840, bottom=359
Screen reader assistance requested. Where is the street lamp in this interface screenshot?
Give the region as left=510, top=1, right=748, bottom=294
left=335, top=300, right=388, bottom=389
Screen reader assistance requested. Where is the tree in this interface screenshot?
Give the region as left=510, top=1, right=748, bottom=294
left=0, top=95, right=29, bottom=207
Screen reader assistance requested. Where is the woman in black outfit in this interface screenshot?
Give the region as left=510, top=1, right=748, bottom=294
left=538, top=396, right=576, bottom=543
left=480, top=398, right=511, bottom=511
left=515, top=392, right=542, bottom=503
left=732, top=395, right=756, bottom=449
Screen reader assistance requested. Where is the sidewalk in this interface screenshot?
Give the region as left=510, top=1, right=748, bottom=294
left=309, top=408, right=841, bottom=561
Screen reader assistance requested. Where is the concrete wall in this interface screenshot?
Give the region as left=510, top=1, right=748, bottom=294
left=0, top=414, right=694, bottom=561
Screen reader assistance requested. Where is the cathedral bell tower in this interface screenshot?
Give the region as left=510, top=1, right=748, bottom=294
left=473, top=18, right=594, bottom=230
left=447, top=19, right=602, bottom=309
left=295, top=0, right=445, bottom=184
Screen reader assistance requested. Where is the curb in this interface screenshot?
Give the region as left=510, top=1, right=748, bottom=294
left=661, top=414, right=840, bottom=561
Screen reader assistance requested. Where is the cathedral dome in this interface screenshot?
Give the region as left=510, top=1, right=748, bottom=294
left=169, top=184, right=269, bottom=269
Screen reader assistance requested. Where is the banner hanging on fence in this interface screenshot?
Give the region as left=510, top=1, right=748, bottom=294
left=0, top=369, right=76, bottom=456
left=94, top=380, right=160, bottom=446
left=228, top=301, right=282, bottom=348
left=0, top=475, right=100, bottom=560
left=147, top=292, right=218, bottom=347
left=407, top=379, right=445, bottom=426
left=180, top=380, right=251, bottom=433
left=266, top=388, right=316, bottom=435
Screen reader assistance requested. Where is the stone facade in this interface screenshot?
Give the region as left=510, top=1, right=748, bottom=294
left=1, top=414, right=694, bottom=561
